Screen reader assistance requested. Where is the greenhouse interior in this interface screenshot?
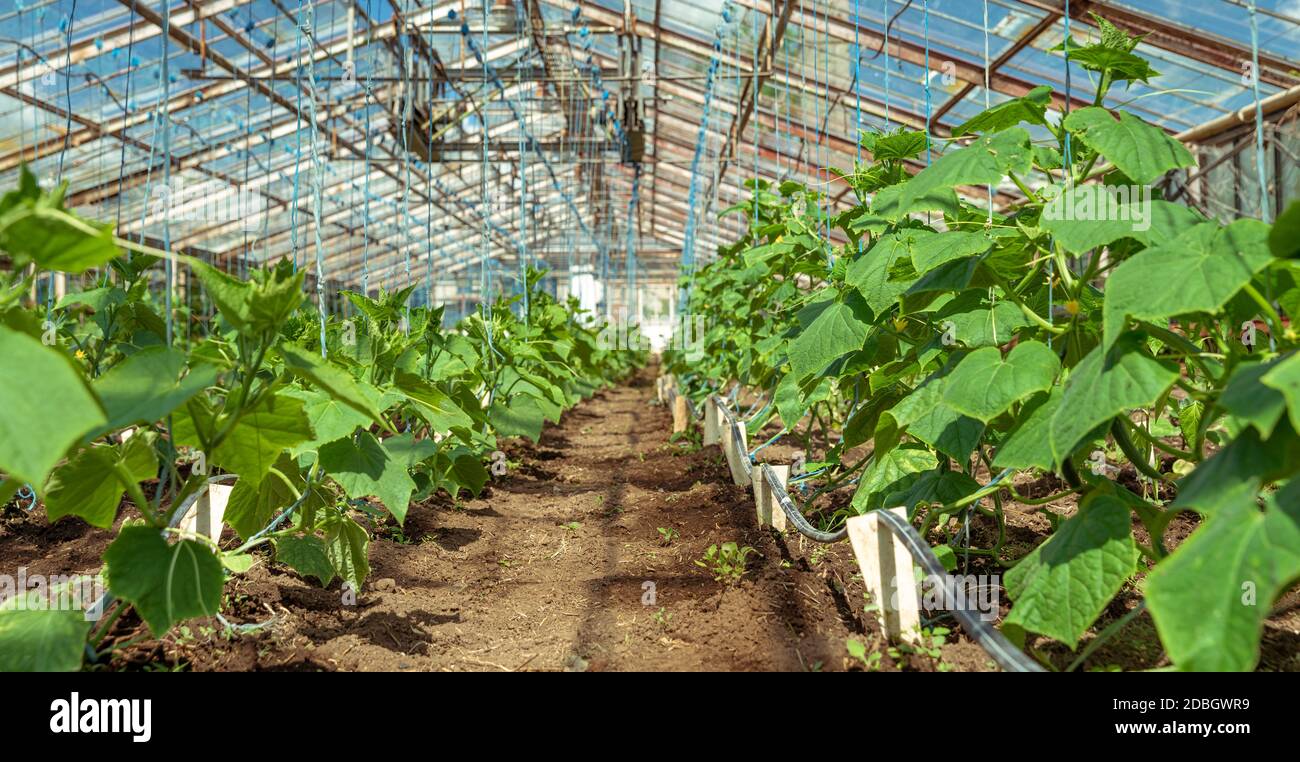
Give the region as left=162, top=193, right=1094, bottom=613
left=0, top=0, right=1298, bottom=683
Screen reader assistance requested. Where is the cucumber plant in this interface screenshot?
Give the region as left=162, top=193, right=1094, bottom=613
left=0, top=169, right=643, bottom=670
left=667, top=18, right=1300, bottom=671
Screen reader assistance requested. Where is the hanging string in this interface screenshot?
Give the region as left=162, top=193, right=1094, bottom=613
left=302, top=0, right=328, bottom=356
left=681, top=1, right=734, bottom=308
left=1247, top=0, right=1271, bottom=224
left=883, top=0, right=891, bottom=130
left=983, top=0, right=992, bottom=223
left=921, top=0, right=932, bottom=166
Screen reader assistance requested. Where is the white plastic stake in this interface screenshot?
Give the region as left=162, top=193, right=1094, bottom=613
left=847, top=509, right=922, bottom=645
left=703, top=399, right=720, bottom=446
left=672, top=394, right=689, bottom=434
left=754, top=464, right=789, bottom=531
left=179, top=483, right=233, bottom=542
left=725, top=422, right=750, bottom=487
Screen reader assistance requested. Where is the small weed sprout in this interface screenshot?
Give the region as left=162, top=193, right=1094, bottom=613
left=695, top=542, right=757, bottom=583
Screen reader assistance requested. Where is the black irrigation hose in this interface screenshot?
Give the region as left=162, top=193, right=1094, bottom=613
left=758, top=464, right=1040, bottom=670
left=703, top=389, right=1043, bottom=670
left=762, top=463, right=848, bottom=543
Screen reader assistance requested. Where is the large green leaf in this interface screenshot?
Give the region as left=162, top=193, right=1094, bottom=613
left=318, top=431, right=416, bottom=524
left=0, top=607, right=92, bottom=672
left=278, top=342, right=384, bottom=425
left=273, top=535, right=336, bottom=586
left=991, top=387, right=1061, bottom=470
left=881, top=371, right=985, bottom=462
left=103, top=524, right=224, bottom=636
left=1041, top=197, right=1201, bottom=253
left=224, top=455, right=301, bottom=540
left=1063, top=107, right=1194, bottom=184
left=1261, top=351, right=1300, bottom=435
left=897, top=128, right=1033, bottom=213
left=851, top=444, right=938, bottom=513
left=845, top=233, right=918, bottom=317
left=1220, top=358, right=1288, bottom=439
left=490, top=393, right=548, bottom=441
left=1172, top=422, right=1300, bottom=516
left=282, top=388, right=373, bottom=456
left=212, top=392, right=314, bottom=484
left=1103, top=219, right=1274, bottom=351
left=44, top=435, right=157, bottom=528
left=943, top=341, right=1060, bottom=422
left=92, top=347, right=218, bottom=435
left=1048, top=335, right=1179, bottom=466
left=0, top=167, right=119, bottom=272
left=934, top=290, right=1033, bottom=348
left=383, top=431, right=441, bottom=468
left=395, top=370, right=475, bottom=433
left=953, top=86, right=1052, bottom=136
left=323, top=513, right=371, bottom=591
left=786, top=293, right=871, bottom=380
left=908, top=230, right=993, bottom=274
left=1004, top=490, right=1138, bottom=645
left=1146, top=479, right=1300, bottom=671
left=0, top=325, right=106, bottom=486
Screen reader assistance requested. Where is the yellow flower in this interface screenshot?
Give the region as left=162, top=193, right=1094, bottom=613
left=75, top=349, right=86, bottom=361
left=1063, top=300, right=1082, bottom=317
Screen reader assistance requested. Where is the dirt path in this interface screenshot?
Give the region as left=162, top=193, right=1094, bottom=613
left=222, top=367, right=903, bottom=672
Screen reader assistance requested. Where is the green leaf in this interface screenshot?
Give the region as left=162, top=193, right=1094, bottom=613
left=0, top=325, right=106, bottom=486
left=786, top=293, right=871, bottom=380
left=846, top=233, right=918, bottom=317
left=1270, top=200, right=1300, bottom=258
left=870, top=182, right=959, bottom=221
left=1041, top=197, right=1202, bottom=253
left=1063, top=107, right=1194, bottom=184
left=383, top=431, right=441, bottom=468
left=282, top=388, right=373, bottom=456
left=395, top=370, right=475, bottom=433
left=323, top=513, right=370, bottom=591
left=44, top=436, right=157, bottom=528
left=1004, top=490, right=1138, bottom=646
left=490, top=394, right=548, bottom=441
left=224, top=456, right=301, bottom=540
left=318, top=432, right=416, bottom=524
left=1172, top=422, right=1300, bottom=516
left=851, top=444, right=938, bottom=513
left=213, top=392, right=314, bottom=484
left=1220, top=358, right=1288, bottom=439
left=953, top=86, right=1052, bottom=136
left=190, top=259, right=304, bottom=336
left=0, top=607, right=92, bottom=672
left=1103, top=219, right=1275, bottom=351
left=935, top=290, right=1033, bottom=347
left=274, top=535, right=336, bottom=586
left=1146, top=479, right=1300, bottom=671
left=438, top=448, right=490, bottom=498
left=882, top=371, right=985, bottom=462
left=943, top=341, right=1060, bottom=422
left=1261, top=351, right=1300, bottom=436
left=0, top=167, right=120, bottom=272
left=897, top=128, right=1033, bottom=214
left=1049, top=335, right=1179, bottom=466
left=278, top=342, right=384, bottom=425
left=103, top=524, right=224, bottom=636
left=909, top=231, right=993, bottom=275
left=992, top=387, right=1062, bottom=470
left=92, top=347, right=218, bottom=435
